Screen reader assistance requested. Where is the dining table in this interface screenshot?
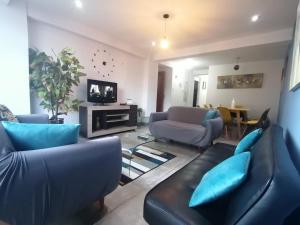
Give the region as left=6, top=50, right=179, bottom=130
left=227, top=107, right=249, bottom=139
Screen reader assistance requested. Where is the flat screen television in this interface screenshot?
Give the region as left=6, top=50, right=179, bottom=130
left=87, top=79, right=117, bottom=104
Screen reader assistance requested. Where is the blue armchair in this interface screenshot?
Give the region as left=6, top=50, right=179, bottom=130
left=0, top=114, right=122, bottom=225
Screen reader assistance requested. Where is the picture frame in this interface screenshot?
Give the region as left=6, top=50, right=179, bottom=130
left=217, top=73, right=263, bottom=89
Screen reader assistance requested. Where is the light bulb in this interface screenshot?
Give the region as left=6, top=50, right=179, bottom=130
left=160, top=38, right=169, bottom=49
left=75, top=0, right=83, bottom=8
left=251, top=14, right=259, bottom=22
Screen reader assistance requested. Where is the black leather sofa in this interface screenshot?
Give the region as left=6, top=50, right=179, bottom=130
left=144, top=126, right=300, bottom=225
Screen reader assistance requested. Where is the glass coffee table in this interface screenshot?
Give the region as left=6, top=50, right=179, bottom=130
left=122, top=133, right=156, bottom=176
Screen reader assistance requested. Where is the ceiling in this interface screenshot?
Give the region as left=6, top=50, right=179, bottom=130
left=27, top=0, right=298, bottom=53
left=161, top=41, right=289, bottom=69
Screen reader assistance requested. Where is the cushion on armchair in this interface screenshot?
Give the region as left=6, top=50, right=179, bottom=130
left=2, top=122, right=80, bottom=151
left=202, top=110, right=218, bottom=126
left=0, top=104, right=18, bottom=122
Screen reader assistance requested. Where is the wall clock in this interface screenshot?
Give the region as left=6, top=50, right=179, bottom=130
left=91, top=49, right=116, bottom=79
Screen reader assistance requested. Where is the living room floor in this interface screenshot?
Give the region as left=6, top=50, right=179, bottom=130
left=57, top=126, right=237, bottom=225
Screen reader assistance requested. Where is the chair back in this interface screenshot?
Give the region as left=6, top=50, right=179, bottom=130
left=209, top=104, right=213, bottom=109
left=217, top=107, right=232, bottom=124
left=203, top=104, right=209, bottom=108
left=257, top=108, right=271, bottom=130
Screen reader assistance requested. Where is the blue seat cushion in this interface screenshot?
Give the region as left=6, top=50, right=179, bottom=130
left=2, top=122, right=80, bottom=151
left=234, top=128, right=263, bottom=155
left=189, top=152, right=251, bottom=207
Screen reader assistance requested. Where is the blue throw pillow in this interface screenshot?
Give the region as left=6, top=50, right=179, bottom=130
left=189, top=152, right=251, bottom=207
left=202, top=110, right=218, bottom=126
left=2, top=122, right=80, bottom=151
left=234, top=128, right=263, bottom=155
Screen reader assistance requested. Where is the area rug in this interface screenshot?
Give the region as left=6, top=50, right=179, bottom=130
left=120, top=145, right=176, bottom=186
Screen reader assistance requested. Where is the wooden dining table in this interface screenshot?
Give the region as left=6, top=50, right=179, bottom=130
left=228, top=107, right=249, bottom=139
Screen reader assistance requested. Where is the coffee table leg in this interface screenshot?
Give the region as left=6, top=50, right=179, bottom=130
left=129, top=152, right=132, bottom=177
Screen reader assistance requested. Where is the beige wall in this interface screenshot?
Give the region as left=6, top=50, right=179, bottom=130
left=206, top=60, right=284, bottom=122
left=0, top=0, right=30, bottom=114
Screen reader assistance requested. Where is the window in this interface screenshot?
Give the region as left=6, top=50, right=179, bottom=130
left=290, top=5, right=300, bottom=91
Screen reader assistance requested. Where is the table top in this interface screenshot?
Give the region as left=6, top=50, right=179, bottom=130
left=228, top=107, right=249, bottom=112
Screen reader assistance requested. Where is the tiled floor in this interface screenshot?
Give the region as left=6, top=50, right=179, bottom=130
left=58, top=126, right=238, bottom=225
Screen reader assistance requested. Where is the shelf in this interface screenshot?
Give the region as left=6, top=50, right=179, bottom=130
left=106, top=113, right=129, bottom=117
left=106, top=118, right=129, bottom=123
left=91, top=125, right=137, bottom=137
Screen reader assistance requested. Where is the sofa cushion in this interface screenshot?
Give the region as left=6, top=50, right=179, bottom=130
left=0, top=104, right=18, bottom=122
left=144, top=143, right=235, bottom=225
left=150, top=120, right=206, bottom=145
left=0, top=123, right=15, bottom=151
left=2, top=122, right=80, bottom=151
left=0, top=145, right=15, bottom=157
left=189, top=152, right=251, bottom=207
left=168, top=106, right=209, bottom=124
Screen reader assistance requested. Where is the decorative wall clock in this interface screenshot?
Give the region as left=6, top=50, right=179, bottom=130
left=91, top=49, right=116, bottom=79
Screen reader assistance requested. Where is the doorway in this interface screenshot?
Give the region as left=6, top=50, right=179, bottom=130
left=156, top=71, right=166, bottom=112
left=192, top=80, right=199, bottom=107
left=190, top=75, right=208, bottom=107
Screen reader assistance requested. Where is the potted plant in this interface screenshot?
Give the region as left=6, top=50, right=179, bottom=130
left=29, top=48, right=86, bottom=123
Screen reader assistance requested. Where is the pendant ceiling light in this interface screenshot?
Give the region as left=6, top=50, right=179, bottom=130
left=160, top=14, right=170, bottom=49
left=234, top=57, right=241, bottom=70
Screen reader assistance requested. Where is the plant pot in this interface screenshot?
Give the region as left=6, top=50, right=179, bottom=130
left=49, top=118, right=64, bottom=124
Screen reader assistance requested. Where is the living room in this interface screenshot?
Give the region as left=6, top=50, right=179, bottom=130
left=1, top=0, right=300, bottom=225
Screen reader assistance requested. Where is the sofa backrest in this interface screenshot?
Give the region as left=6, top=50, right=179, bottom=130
left=0, top=123, right=15, bottom=151
left=168, top=106, right=209, bottom=124
left=225, top=126, right=300, bottom=225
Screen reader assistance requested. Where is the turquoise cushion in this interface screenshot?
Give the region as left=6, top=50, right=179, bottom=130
left=202, top=110, right=218, bottom=126
left=2, top=122, right=80, bottom=151
left=234, top=128, right=263, bottom=155
left=189, top=152, right=251, bottom=207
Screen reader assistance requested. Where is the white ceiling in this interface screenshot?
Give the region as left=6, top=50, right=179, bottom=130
left=27, top=0, right=298, bottom=53
left=161, top=41, right=289, bottom=69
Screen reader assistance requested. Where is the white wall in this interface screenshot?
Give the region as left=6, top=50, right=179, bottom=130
left=142, top=58, right=158, bottom=117
left=29, top=19, right=147, bottom=123
left=170, top=67, right=191, bottom=106
left=206, top=60, right=284, bottom=121
left=0, top=0, right=30, bottom=114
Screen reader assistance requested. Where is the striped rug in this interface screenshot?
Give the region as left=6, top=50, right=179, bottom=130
left=120, top=145, right=176, bottom=186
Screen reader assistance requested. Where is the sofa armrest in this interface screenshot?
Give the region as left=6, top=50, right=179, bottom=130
left=16, top=114, right=49, bottom=124
left=149, top=112, right=168, bottom=123
left=201, top=117, right=223, bottom=146
left=0, top=136, right=122, bottom=225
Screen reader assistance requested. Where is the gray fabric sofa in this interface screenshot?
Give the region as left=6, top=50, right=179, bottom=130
left=0, top=114, right=122, bottom=225
left=149, top=106, right=223, bottom=148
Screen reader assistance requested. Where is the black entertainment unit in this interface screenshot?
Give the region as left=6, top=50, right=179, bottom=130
left=79, top=104, right=137, bottom=138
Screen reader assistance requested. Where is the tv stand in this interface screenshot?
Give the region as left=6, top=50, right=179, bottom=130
left=79, top=105, right=137, bottom=138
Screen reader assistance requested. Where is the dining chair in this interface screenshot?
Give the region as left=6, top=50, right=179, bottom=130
left=241, top=108, right=271, bottom=137
left=203, top=104, right=209, bottom=108
left=217, top=106, right=233, bottom=139
left=209, top=104, right=213, bottom=109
